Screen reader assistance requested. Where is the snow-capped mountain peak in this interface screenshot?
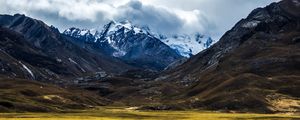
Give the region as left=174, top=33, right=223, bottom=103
left=63, top=27, right=95, bottom=42
left=63, top=20, right=215, bottom=58
left=101, top=20, right=150, bottom=37
left=63, top=20, right=183, bottom=70
left=64, top=27, right=93, bottom=36
left=105, top=20, right=131, bottom=35
left=157, top=33, right=214, bottom=57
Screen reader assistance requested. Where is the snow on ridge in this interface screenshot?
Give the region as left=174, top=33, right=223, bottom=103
left=63, top=20, right=214, bottom=58
left=118, top=20, right=132, bottom=30
left=80, top=29, right=89, bottom=36
left=68, top=58, right=78, bottom=65
left=19, top=61, right=34, bottom=79
left=293, top=0, right=300, bottom=6
left=104, top=20, right=150, bottom=35
left=68, top=58, right=86, bottom=72
left=242, top=20, right=261, bottom=28
left=159, top=33, right=214, bottom=57
left=113, top=51, right=126, bottom=57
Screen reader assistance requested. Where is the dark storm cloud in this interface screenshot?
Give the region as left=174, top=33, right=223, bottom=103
left=115, top=0, right=186, bottom=35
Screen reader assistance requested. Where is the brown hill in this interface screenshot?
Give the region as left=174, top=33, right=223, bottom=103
left=154, top=0, right=300, bottom=113
left=0, top=78, right=108, bottom=112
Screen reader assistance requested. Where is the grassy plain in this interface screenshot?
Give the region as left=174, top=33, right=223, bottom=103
left=0, top=107, right=299, bottom=120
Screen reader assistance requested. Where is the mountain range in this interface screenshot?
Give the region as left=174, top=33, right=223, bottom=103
left=0, top=14, right=136, bottom=82
left=63, top=20, right=214, bottom=58
left=0, top=0, right=299, bottom=114
left=63, top=20, right=185, bottom=70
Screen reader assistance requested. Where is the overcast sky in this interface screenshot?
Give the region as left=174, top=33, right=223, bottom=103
left=0, top=0, right=279, bottom=40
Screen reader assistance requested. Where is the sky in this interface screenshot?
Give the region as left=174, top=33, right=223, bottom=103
left=0, top=0, right=279, bottom=40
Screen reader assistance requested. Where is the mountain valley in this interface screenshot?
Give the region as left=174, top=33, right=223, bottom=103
left=0, top=0, right=299, bottom=116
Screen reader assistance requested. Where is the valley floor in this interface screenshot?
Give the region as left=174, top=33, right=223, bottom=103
left=0, top=107, right=299, bottom=120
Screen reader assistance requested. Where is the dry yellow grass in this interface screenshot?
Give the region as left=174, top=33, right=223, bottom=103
left=0, top=107, right=299, bottom=120
left=266, top=93, right=300, bottom=112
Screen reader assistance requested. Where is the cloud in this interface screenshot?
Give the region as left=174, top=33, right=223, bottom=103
left=0, top=0, right=279, bottom=40
left=115, top=1, right=187, bottom=35
left=127, top=0, right=142, bottom=9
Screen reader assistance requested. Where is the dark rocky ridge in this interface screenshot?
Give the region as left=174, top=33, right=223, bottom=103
left=0, top=14, right=134, bottom=82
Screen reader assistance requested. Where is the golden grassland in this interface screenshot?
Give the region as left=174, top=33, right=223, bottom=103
left=0, top=107, right=299, bottom=120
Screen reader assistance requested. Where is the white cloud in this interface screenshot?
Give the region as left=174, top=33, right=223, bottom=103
left=0, top=0, right=279, bottom=40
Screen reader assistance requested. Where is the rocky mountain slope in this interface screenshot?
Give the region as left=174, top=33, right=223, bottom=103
left=153, top=0, right=300, bottom=113
left=0, top=15, right=127, bottom=112
left=63, top=20, right=215, bottom=70
left=0, top=14, right=134, bottom=82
